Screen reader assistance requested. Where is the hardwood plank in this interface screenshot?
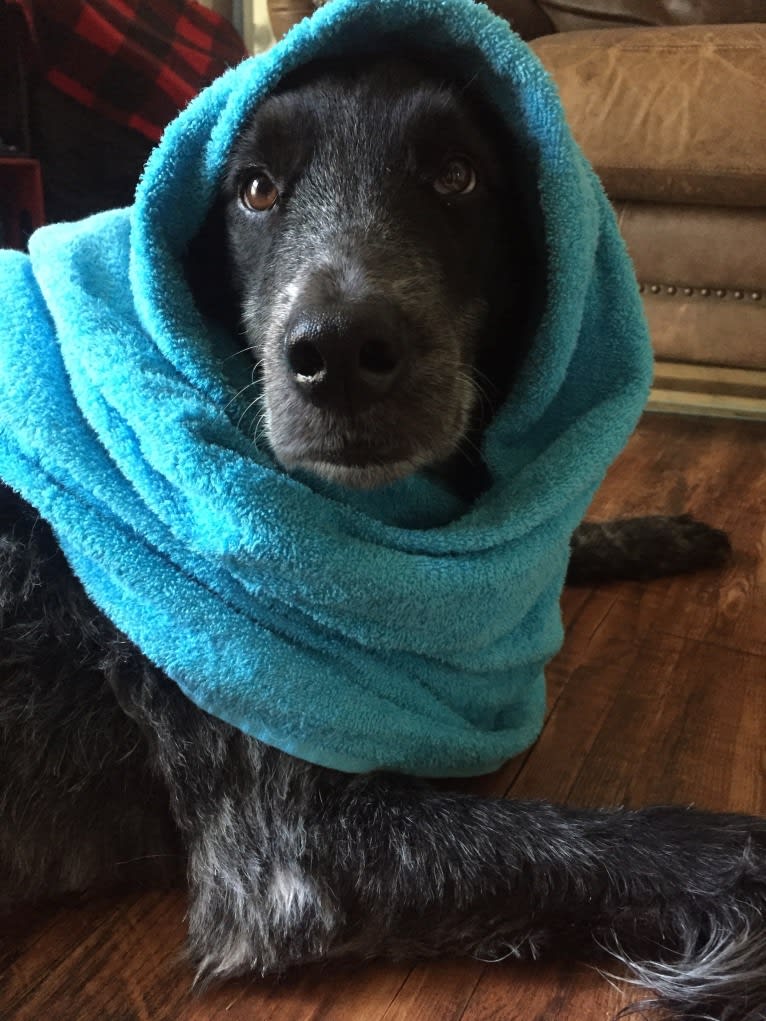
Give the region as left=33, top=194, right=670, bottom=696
left=585, top=414, right=766, bottom=659
left=4, top=892, right=190, bottom=1021
left=379, top=960, right=484, bottom=1021
left=512, top=608, right=765, bottom=812
left=459, top=960, right=627, bottom=1021
left=187, top=963, right=413, bottom=1021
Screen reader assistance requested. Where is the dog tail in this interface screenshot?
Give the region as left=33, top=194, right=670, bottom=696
left=567, top=515, right=732, bottom=585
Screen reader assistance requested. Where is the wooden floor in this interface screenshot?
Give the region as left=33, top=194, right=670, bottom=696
left=2, top=413, right=765, bottom=1021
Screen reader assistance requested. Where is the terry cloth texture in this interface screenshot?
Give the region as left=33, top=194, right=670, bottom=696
left=0, top=0, right=652, bottom=777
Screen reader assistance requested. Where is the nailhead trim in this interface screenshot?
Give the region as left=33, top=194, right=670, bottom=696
left=639, top=283, right=763, bottom=302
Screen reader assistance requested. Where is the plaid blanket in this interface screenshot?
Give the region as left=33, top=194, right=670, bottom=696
left=17, top=0, right=247, bottom=142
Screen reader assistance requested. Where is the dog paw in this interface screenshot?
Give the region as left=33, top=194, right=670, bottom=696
left=611, top=814, right=766, bottom=1020
left=664, top=514, right=732, bottom=570
left=611, top=923, right=766, bottom=1021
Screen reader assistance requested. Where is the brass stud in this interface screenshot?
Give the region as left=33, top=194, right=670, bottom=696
left=751, top=292, right=762, bottom=301
left=715, top=288, right=727, bottom=298
left=666, top=285, right=677, bottom=295
left=734, top=290, right=744, bottom=299
left=638, top=283, right=645, bottom=293
left=700, top=288, right=710, bottom=296
left=650, top=284, right=661, bottom=294
left=683, top=287, right=693, bottom=296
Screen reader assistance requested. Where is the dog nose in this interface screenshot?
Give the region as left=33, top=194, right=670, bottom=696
left=284, top=303, right=406, bottom=414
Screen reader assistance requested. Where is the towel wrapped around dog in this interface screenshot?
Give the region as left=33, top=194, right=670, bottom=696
left=0, top=0, right=652, bottom=777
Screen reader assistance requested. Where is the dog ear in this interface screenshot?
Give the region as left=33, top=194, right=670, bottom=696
left=183, top=198, right=241, bottom=337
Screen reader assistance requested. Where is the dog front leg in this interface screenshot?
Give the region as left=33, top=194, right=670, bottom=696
left=112, top=668, right=766, bottom=1016
left=189, top=769, right=766, bottom=1018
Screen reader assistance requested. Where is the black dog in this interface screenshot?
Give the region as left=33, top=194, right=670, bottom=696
left=2, top=55, right=760, bottom=1021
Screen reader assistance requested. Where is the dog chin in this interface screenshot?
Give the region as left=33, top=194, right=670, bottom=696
left=282, top=455, right=426, bottom=490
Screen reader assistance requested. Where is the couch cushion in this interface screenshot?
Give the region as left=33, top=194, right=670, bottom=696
left=613, top=202, right=766, bottom=369
left=537, top=1, right=766, bottom=32
left=641, top=292, right=766, bottom=371
left=267, top=2, right=766, bottom=39
left=268, top=0, right=556, bottom=39
left=533, top=24, right=766, bottom=206
left=614, top=202, right=766, bottom=293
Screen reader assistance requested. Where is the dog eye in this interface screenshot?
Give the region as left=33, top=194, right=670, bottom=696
left=240, top=172, right=280, bottom=212
left=433, top=156, right=477, bottom=196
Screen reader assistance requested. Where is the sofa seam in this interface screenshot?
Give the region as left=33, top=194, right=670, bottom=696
left=596, top=164, right=766, bottom=179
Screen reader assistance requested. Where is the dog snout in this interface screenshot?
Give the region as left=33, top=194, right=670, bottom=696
left=284, top=302, right=407, bottom=415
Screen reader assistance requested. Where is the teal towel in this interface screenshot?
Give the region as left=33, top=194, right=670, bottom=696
left=0, top=0, right=652, bottom=777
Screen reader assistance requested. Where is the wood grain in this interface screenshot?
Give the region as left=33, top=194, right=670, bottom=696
left=649, top=361, right=766, bottom=421
left=2, top=413, right=765, bottom=1021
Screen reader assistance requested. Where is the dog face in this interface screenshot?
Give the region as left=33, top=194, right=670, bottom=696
left=198, top=55, right=534, bottom=490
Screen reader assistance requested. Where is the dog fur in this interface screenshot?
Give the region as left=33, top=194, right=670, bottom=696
left=2, top=55, right=761, bottom=1021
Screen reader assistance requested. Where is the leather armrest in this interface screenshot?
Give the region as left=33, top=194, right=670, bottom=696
left=537, top=1, right=766, bottom=31
left=532, top=24, right=766, bottom=206
left=485, top=0, right=554, bottom=39
left=267, top=0, right=555, bottom=39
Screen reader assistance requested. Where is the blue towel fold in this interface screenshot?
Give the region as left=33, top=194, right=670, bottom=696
left=0, top=0, right=652, bottom=776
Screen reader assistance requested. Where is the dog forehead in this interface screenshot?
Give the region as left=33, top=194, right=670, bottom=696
left=232, top=59, right=475, bottom=172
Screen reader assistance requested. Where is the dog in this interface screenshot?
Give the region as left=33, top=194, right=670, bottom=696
left=2, top=54, right=762, bottom=1021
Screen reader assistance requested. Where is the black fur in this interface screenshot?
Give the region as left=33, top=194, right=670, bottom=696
left=567, top=515, right=732, bottom=586
left=2, top=56, right=759, bottom=1021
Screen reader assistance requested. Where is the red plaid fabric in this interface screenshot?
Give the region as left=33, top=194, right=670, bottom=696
left=18, top=0, right=247, bottom=142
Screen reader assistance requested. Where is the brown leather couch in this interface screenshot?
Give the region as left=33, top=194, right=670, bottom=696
left=268, top=1, right=766, bottom=417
